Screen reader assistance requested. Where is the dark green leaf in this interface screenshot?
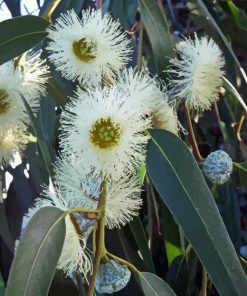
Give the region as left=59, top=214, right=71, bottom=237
left=6, top=207, right=65, bottom=296
left=237, top=162, right=247, bottom=192
left=21, top=95, right=54, bottom=176
left=161, top=204, right=182, bottom=266
left=146, top=129, right=247, bottom=296
left=0, top=272, right=5, bottom=295
left=139, top=0, right=174, bottom=76
left=129, top=217, right=155, bottom=273
left=223, top=77, right=247, bottom=113
left=46, top=78, right=68, bottom=107
left=0, top=15, right=49, bottom=65
left=196, top=0, right=247, bottom=85
left=138, top=272, right=177, bottom=296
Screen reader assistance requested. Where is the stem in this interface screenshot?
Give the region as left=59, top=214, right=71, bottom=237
left=200, top=268, right=207, bottom=296
left=106, top=251, right=140, bottom=273
left=42, top=0, right=61, bottom=21
left=184, top=106, right=203, bottom=162
left=87, top=180, right=107, bottom=296
left=96, top=0, right=102, bottom=9
left=237, top=115, right=245, bottom=142
left=179, top=226, right=186, bottom=255
left=66, top=207, right=100, bottom=216
left=137, top=21, right=144, bottom=70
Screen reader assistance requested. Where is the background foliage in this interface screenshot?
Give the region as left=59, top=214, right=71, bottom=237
left=0, top=0, right=247, bottom=295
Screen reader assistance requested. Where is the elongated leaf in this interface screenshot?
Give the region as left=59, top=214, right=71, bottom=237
left=223, top=77, right=247, bottom=113
left=226, top=1, right=247, bottom=31
left=139, top=0, right=174, bottom=76
left=196, top=0, right=247, bottom=85
left=6, top=207, right=65, bottom=296
left=129, top=217, right=155, bottom=273
left=138, top=272, right=177, bottom=296
left=237, top=162, right=247, bottom=192
left=0, top=15, right=49, bottom=65
left=21, top=95, right=54, bottom=176
left=146, top=129, right=247, bottom=296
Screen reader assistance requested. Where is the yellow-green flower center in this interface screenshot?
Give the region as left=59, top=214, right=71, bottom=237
left=72, top=38, right=97, bottom=63
left=90, top=117, right=121, bottom=149
left=0, top=89, right=10, bottom=115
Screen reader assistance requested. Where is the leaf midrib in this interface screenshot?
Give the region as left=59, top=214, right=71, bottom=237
left=150, top=134, right=237, bottom=293
left=23, top=213, right=65, bottom=295
left=0, top=31, right=47, bottom=48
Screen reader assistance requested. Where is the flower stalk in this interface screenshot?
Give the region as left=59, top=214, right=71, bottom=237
left=184, top=106, right=203, bottom=162
left=87, top=179, right=107, bottom=296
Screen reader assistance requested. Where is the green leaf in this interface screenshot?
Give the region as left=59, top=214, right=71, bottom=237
left=236, top=162, right=247, bottom=192
left=227, top=1, right=247, bottom=31
left=0, top=15, right=49, bottom=65
left=138, top=162, right=146, bottom=183
left=196, top=0, right=247, bottom=85
left=139, top=0, right=174, bottom=76
left=6, top=207, right=66, bottom=296
left=46, top=78, right=69, bottom=107
left=138, top=272, right=177, bottom=296
left=21, top=95, right=54, bottom=176
left=146, top=129, right=247, bottom=296
left=223, top=77, right=247, bottom=113
left=0, top=273, right=5, bottom=295
left=129, top=217, right=155, bottom=273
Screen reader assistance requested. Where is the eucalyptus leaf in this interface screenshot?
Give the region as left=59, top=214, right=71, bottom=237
left=5, top=207, right=66, bottom=296
left=139, top=0, right=174, bottom=77
left=223, top=77, right=247, bottom=113
left=138, top=272, right=177, bottom=296
left=21, top=95, right=54, bottom=176
left=146, top=129, right=247, bottom=296
left=196, top=0, right=247, bottom=85
left=129, top=217, right=155, bottom=273
left=0, top=15, right=49, bottom=65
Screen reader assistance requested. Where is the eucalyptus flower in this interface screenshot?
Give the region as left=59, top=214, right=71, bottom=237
left=46, top=9, right=131, bottom=86
left=167, top=34, right=225, bottom=111
left=117, top=68, right=179, bottom=134
left=60, top=86, right=151, bottom=178
left=25, top=185, right=93, bottom=277
left=0, top=51, right=49, bottom=127
left=55, top=154, right=143, bottom=229
left=0, top=124, right=27, bottom=164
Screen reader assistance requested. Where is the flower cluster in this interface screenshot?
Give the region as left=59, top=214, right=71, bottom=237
left=0, top=51, right=49, bottom=163
left=22, top=7, right=227, bottom=295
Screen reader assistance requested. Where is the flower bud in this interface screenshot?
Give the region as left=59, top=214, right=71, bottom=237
left=202, top=150, right=233, bottom=184
left=95, top=260, right=131, bottom=294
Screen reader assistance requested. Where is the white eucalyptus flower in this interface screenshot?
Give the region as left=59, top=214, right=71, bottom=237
left=54, top=154, right=142, bottom=229
left=60, top=86, right=151, bottom=178
left=167, top=34, right=225, bottom=111
left=117, top=68, right=179, bottom=134
left=104, top=173, right=142, bottom=229
left=0, top=51, right=49, bottom=127
left=0, top=124, right=27, bottom=164
left=117, top=68, right=163, bottom=113
left=151, top=101, right=179, bottom=134
left=24, top=185, right=93, bottom=277
left=18, top=50, right=50, bottom=110
left=0, top=61, right=28, bottom=126
left=46, top=9, right=131, bottom=86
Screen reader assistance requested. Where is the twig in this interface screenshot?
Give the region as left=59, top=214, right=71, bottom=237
left=184, top=106, right=203, bottom=162
left=87, top=180, right=107, bottom=296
